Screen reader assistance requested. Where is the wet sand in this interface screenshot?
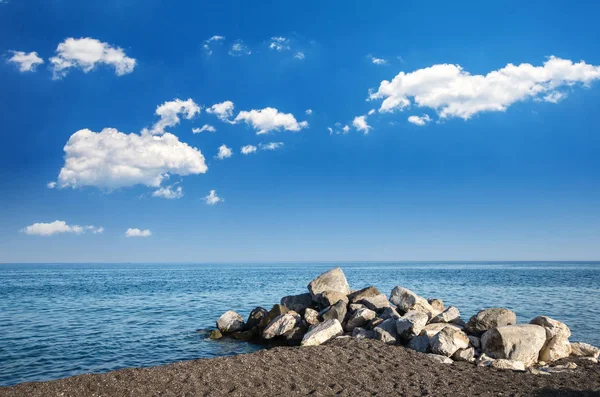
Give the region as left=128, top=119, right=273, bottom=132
left=1, top=338, right=599, bottom=397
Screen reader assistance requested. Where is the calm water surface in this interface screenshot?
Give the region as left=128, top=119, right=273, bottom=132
left=1, top=262, right=599, bottom=386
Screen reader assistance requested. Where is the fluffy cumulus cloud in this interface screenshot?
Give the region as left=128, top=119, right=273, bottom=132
left=215, top=144, right=233, bottom=160
left=207, top=101, right=234, bottom=121
left=204, top=35, right=225, bottom=55
left=50, top=37, right=136, bottom=79
left=234, top=107, right=308, bottom=134
left=407, top=114, right=432, bottom=126
left=192, top=124, right=216, bottom=133
left=352, top=115, right=372, bottom=134
left=23, top=221, right=103, bottom=236
left=259, top=142, right=284, bottom=151
left=152, top=185, right=183, bottom=199
left=125, top=228, right=151, bottom=237
left=57, top=128, right=208, bottom=189
left=204, top=190, right=223, bottom=205
left=7, top=51, right=44, bottom=72
left=229, top=41, right=251, bottom=56
left=369, top=56, right=600, bottom=120
left=241, top=145, right=257, bottom=154
left=269, top=37, right=290, bottom=51
left=149, top=98, right=201, bottom=135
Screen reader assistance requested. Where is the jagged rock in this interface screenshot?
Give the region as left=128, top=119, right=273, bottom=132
left=466, top=308, right=516, bottom=335
left=389, top=286, right=435, bottom=316
left=428, top=298, right=445, bottom=315
left=380, top=306, right=401, bottom=320
left=209, top=329, right=223, bottom=340
left=530, top=316, right=571, bottom=339
left=452, top=347, right=475, bottom=362
left=468, top=335, right=481, bottom=349
left=280, top=293, right=313, bottom=312
left=369, top=318, right=384, bottom=329
left=374, top=318, right=399, bottom=344
left=245, top=307, right=269, bottom=331
left=491, top=359, right=526, bottom=371
left=430, top=326, right=469, bottom=357
left=304, top=308, right=320, bottom=326
left=407, top=335, right=430, bottom=353
left=307, top=267, right=350, bottom=297
left=321, top=300, right=347, bottom=323
left=319, top=291, right=349, bottom=307
left=359, top=294, right=390, bottom=312
left=301, top=319, right=344, bottom=346
left=216, top=310, right=245, bottom=333
left=420, top=323, right=463, bottom=338
left=540, top=336, right=571, bottom=362
left=349, top=303, right=367, bottom=312
left=348, top=286, right=381, bottom=303
left=431, top=306, right=461, bottom=324
left=481, top=324, right=546, bottom=367
left=428, top=354, right=453, bottom=364
left=352, top=327, right=375, bottom=340
left=262, top=314, right=298, bottom=339
left=345, top=308, right=377, bottom=332
left=285, top=325, right=308, bottom=344
left=396, top=311, right=429, bottom=339
left=231, top=328, right=258, bottom=341
left=267, top=304, right=289, bottom=323
left=570, top=342, right=600, bottom=359
left=476, top=353, right=495, bottom=367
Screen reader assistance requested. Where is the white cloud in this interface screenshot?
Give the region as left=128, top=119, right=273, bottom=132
left=371, top=56, right=387, bottom=65
left=269, top=37, right=290, bottom=51
left=542, top=91, right=566, bottom=104
left=204, top=189, right=222, bottom=205
left=50, top=37, right=136, bottom=79
left=368, top=109, right=376, bottom=116
left=369, top=56, right=600, bottom=120
left=57, top=128, right=208, bottom=189
left=295, top=52, right=305, bottom=60
left=352, top=115, right=372, bottom=134
left=204, top=35, right=225, bottom=55
left=215, top=144, right=233, bottom=160
left=234, top=107, right=308, bottom=134
left=407, top=114, right=432, bottom=126
left=327, top=127, right=334, bottom=135
left=342, top=125, right=350, bottom=133
left=259, top=142, right=284, bottom=151
left=305, top=109, right=313, bottom=115
left=23, top=221, right=103, bottom=236
left=192, top=124, right=216, bottom=133
left=152, top=185, right=183, bottom=199
left=150, top=98, right=201, bottom=135
left=229, top=41, right=251, bottom=56
left=206, top=100, right=234, bottom=121
left=241, top=145, right=257, bottom=154
left=125, top=228, right=151, bottom=237
left=7, top=51, right=44, bottom=72
left=47, top=181, right=57, bottom=189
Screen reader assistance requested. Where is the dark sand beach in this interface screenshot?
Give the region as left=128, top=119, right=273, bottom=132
left=1, top=338, right=599, bottom=397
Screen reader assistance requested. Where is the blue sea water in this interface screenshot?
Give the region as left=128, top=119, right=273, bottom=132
left=0, top=262, right=599, bottom=386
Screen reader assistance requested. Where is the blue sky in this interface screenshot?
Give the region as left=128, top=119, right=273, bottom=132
left=1, top=0, right=600, bottom=262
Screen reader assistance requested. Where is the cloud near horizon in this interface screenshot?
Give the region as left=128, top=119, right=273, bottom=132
left=125, top=228, right=151, bottom=237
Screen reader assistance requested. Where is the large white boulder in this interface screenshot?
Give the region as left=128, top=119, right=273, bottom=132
left=530, top=316, right=571, bottom=339
left=262, top=314, right=298, bottom=339
left=216, top=310, right=245, bottom=333
left=301, top=319, right=344, bottom=346
left=539, top=336, right=571, bottom=362
left=430, top=306, right=461, bottom=324
left=430, top=326, right=469, bottom=357
left=396, top=311, right=429, bottom=339
left=307, top=267, right=350, bottom=297
left=481, top=324, right=546, bottom=367
left=466, top=308, right=516, bottom=335
left=570, top=342, right=600, bottom=359
left=389, top=286, right=435, bottom=316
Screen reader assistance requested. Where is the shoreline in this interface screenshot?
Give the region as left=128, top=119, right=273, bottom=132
left=1, top=339, right=599, bottom=397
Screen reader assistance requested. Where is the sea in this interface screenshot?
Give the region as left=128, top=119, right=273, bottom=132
left=0, top=262, right=599, bottom=386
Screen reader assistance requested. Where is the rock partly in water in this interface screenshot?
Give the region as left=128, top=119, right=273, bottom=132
left=389, top=286, right=435, bottom=316
left=490, top=359, right=526, bottom=372
left=301, top=319, right=344, bottom=346
left=452, top=347, right=476, bottom=362
left=396, top=310, right=429, bottom=340
left=217, top=310, right=245, bottom=333
left=303, top=308, right=320, bottom=326
left=231, top=328, right=258, bottom=342
left=481, top=324, right=546, bottom=367
left=307, top=267, right=351, bottom=297
left=348, top=286, right=381, bottom=303
left=466, top=308, right=516, bottom=335
left=280, top=294, right=313, bottom=312
left=570, top=342, right=600, bottom=359
left=428, top=354, right=453, bottom=364
left=209, top=329, right=223, bottom=340
left=430, top=306, right=460, bottom=324
left=407, top=334, right=430, bottom=353
left=430, top=326, right=469, bottom=357
left=345, top=308, right=377, bottom=332
left=359, top=294, right=390, bottom=312
left=321, top=300, right=347, bottom=323
left=262, top=314, right=298, bottom=339
left=374, top=318, right=399, bottom=344
left=245, top=307, right=269, bottom=331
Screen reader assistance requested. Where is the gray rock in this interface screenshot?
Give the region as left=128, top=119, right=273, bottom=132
left=380, top=306, right=401, bottom=320
left=428, top=298, right=445, bottom=315
left=466, top=308, right=516, bottom=335
left=428, top=354, right=453, bottom=364
left=539, top=336, right=571, bottom=362
left=476, top=353, right=495, bottom=367
left=430, top=326, right=470, bottom=357
left=307, top=267, right=351, bottom=297
left=389, top=286, right=435, bottom=317
left=468, top=335, right=481, bottom=349
left=318, top=291, right=349, bottom=308
left=348, top=286, right=381, bottom=303
left=216, top=310, right=245, bottom=333
left=452, top=347, right=476, bottom=362
left=491, top=359, right=526, bottom=371
left=570, top=342, right=600, bottom=359
left=481, top=324, right=546, bottom=367
left=407, top=335, right=430, bottom=353
left=209, top=329, right=223, bottom=340
left=245, top=307, right=269, bottom=331
left=267, top=304, right=289, bottom=324
left=431, top=306, right=461, bottom=324
left=352, top=327, right=375, bottom=340
left=420, top=323, right=463, bottom=338
left=284, top=325, right=308, bottom=344
left=230, top=328, right=258, bottom=341
left=345, top=308, right=377, bottom=332
left=396, top=311, right=429, bottom=339
left=374, top=318, right=399, bottom=344
left=262, top=314, right=298, bottom=339
left=301, top=319, right=344, bottom=346
left=280, top=293, right=313, bottom=312
left=303, top=308, right=320, bottom=326
left=321, top=300, right=347, bottom=323
left=349, top=303, right=367, bottom=312
left=359, top=294, right=390, bottom=312
left=530, top=316, right=571, bottom=339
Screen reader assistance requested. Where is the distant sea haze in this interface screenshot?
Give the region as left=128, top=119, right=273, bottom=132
left=0, top=262, right=599, bottom=386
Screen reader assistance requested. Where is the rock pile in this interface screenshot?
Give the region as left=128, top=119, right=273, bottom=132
left=213, top=267, right=600, bottom=372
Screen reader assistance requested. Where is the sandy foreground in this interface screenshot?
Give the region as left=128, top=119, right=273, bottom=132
left=1, top=339, right=599, bottom=397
